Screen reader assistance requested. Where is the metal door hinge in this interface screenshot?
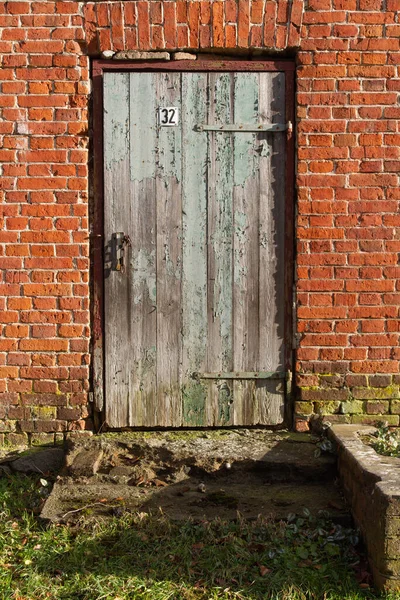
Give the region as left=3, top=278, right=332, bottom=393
left=196, top=122, right=290, bottom=133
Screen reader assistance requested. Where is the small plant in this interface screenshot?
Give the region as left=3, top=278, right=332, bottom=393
left=371, top=423, right=400, bottom=458
left=313, top=422, right=337, bottom=458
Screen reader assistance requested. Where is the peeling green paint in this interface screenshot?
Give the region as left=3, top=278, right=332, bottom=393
left=104, top=73, right=130, bottom=170
left=157, top=74, right=182, bottom=183
left=233, top=73, right=259, bottom=187
left=129, top=73, right=156, bottom=182
left=182, top=73, right=208, bottom=376
left=182, top=381, right=206, bottom=426
left=212, top=74, right=233, bottom=368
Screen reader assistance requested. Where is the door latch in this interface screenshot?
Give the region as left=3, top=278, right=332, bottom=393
left=113, top=232, right=132, bottom=273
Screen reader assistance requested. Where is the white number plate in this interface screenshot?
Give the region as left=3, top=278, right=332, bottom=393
left=158, top=107, right=179, bottom=127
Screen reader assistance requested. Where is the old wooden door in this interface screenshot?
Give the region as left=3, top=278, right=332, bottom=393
left=103, top=69, right=290, bottom=428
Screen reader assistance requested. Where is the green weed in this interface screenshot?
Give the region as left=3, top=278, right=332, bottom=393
left=369, top=423, right=400, bottom=458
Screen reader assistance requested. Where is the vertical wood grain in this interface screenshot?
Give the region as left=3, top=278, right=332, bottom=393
left=155, top=72, right=183, bottom=426
left=181, top=73, right=209, bottom=426
left=207, top=72, right=234, bottom=426
left=232, top=72, right=260, bottom=425
left=128, top=73, right=157, bottom=426
left=257, top=72, right=286, bottom=425
left=104, top=72, right=131, bottom=428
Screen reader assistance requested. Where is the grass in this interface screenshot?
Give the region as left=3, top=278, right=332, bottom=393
left=0, top=473, right=398, bottom=600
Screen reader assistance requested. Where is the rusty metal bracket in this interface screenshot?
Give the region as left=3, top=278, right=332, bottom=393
left=192, top=371, right=288, bottom=380
left=196, top=122, right=290, bottom=133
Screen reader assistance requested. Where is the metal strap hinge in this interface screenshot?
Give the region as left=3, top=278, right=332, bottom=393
left=196, top=122, right=291, bottom=133
left=192, top=371, right=288, bottom=380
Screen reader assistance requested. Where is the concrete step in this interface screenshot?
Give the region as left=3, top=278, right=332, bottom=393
left=41, top=429, right=349, bottom=524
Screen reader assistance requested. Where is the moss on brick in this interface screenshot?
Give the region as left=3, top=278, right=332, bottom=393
left=352, top=386, right=400, bottom=400
left=30, top=406, right=57, bottom=420
left=297, top=374, right=400, bottom=427
left=314, top=401, right=341, bottom=415
left=294, top=401, right=314, bottom=416
left=340, top=400, right=364, bottom=415
left=0, top=420, right=17, bottom=433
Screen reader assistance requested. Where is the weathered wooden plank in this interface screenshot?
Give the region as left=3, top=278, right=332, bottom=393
left=206, top=72, right=234, bottom=426
left=104, top=72, right=131, bottom=428
left=181, top=73, right=209, bottom=427
left=127, top=73, right=157, bottom=427
left=258, top=72, right=286, bottom=425
left=232, top=72, right=261, bottom=425
left=155, top=72, right=183, bottom=427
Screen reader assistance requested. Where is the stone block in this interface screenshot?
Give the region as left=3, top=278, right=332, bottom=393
left=340, top=400, right=364, bottom=414
left=11, top=447, right=65, bottom=474
left=114, top=51, right=170, bottom=61
left=386, top=537, right=400, bottom=559
left=173, top=52, right=197, bottom=60
left=350, top=415, right=399, bottom=426
left=69, top=447, right=103, bottom=477
left=385, top=517, right=400, bottom=538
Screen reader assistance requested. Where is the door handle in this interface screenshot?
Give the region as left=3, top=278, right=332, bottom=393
left=113, top=232, right=131, bottom=273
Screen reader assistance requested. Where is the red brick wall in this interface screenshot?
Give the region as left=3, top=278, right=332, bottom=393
left=0, top=0, right=91, bottom=443
left=0, top=0, right=399, bottom=440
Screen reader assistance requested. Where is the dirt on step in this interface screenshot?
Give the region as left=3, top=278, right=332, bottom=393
left=40, top=429, right=350, bottom=525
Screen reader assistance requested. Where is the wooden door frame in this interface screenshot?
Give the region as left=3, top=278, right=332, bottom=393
left=91, top=58, right=296, bottom=429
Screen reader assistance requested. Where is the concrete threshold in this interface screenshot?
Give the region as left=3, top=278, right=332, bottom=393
left=39, top=429, right=349, bottom=525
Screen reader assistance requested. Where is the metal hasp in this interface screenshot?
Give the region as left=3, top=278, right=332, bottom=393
left=193, top=371, right=288, bottom=380
left=113, top=232, right=131, bottom=273
left=196, top=122, right=291, bottom=133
